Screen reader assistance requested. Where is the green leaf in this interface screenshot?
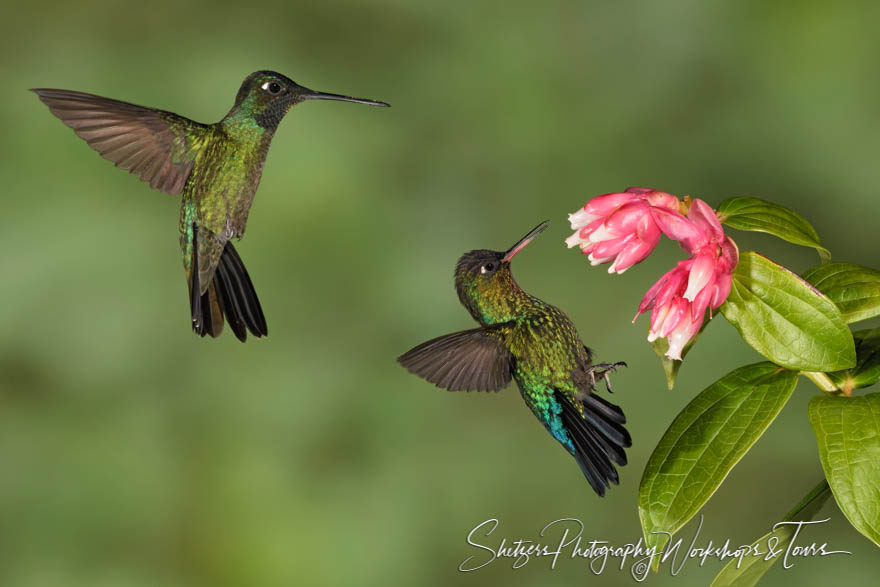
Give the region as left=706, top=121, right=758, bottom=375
left=639, top=363, right=798, bottom=562
left=720, top=252, right=856, bottom=371
left=827, top=329, right=880, bottom=394
left=710, top=480, right=831, bottom=587
left=809, top=393, right=880, bottom=547
left=717, top=197, right=830, bottom=262
left=802, top=262, right=880, bottom=323
left=651, top=316, right=713, bottom=390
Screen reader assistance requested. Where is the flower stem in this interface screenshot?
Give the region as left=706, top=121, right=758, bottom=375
left=801, top=371, right=842, bottom=394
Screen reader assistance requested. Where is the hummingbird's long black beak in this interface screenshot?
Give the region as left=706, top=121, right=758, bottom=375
left=297, top=85, right=390, bottom=107
left=502, top=220, right=550, bottom=263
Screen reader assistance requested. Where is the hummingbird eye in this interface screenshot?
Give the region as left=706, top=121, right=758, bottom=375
left=480, top=262, right=497, bottom=275
left=261, top=81, right=283, bottom=95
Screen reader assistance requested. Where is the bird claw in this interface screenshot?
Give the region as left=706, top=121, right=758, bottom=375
left=587, top=361, right=627, bottom=394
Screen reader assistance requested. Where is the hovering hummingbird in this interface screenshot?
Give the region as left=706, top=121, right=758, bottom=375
left=32, top=71, right=389, bottom=341
left=398, top=221, right=631, bottom=496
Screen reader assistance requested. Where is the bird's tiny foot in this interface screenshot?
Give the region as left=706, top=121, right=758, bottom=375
left=221, top=219, right=237, bottom=241
left=587, top=361, right=627, bottom=393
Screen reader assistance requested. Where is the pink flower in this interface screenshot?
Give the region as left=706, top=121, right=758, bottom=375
left=566, top=188, right=680, bottom=274
left=568, top=189, right=739, bottom=361
left=634, top=198, right=739, bottom=360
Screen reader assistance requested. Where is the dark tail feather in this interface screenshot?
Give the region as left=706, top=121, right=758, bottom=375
left=580, top=393, right=631, bottom=448
left=213, top=259, right=248, bottom=341
left=189, top=225, right=267, bottom=342
left=189, top=225, right=223, bottom=339
left=582, top=392, right=627, bottom=424
left=216, top=242, right=268, bottom=338
left=560, top=393, right=631, bottom=497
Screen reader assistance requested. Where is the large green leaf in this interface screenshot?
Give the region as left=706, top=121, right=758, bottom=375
left=710, top=480, right=831, bottom=587
left=809, top=393, right=880, bottom=547
left=802, top=262, right=880, bottom=324
left=720, top=252, right=855, bottom=371
left=639, top=363, right=798, bottom=560
left=827, top=329, right=880, bottom=394
left=717, top=197, right=830, bottom=262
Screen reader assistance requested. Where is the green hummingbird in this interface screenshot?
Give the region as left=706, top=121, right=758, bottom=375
left=32, top=71, right=389, bottom=341
left=398, top=221, right=630, bottom=496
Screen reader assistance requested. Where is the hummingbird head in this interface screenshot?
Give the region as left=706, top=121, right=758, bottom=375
left=230, top=70, right=389, bottom=130
left=454, top=221, right=549, bottom=325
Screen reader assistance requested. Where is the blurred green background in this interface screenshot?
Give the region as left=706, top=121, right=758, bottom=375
left=2, top=0, right=879, bottom=585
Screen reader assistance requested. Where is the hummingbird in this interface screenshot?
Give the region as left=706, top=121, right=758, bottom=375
left=32, top=71, right=389, bottom=341
left=398, top=221, right=631, bottom=496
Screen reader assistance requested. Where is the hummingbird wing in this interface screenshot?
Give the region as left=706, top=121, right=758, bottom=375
left=32, top=89, right=206, bottom=195
left=397, top=327, right=512, bottom=392
left=558, top=391, right=631, bottom=497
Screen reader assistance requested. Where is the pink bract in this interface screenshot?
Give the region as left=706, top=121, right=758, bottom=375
left=566, top=189, right=680, bottom=274
left=569, top=190, right=738, bottom=360
left=632, top=197, right=739, bottom=360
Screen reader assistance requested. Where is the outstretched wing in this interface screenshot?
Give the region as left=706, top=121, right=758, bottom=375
left=32, top=88, right=208, bottom=195
left=398, top=327, right=512, bottom=392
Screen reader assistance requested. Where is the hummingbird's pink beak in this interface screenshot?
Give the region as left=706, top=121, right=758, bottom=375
left=502, top=220, right=550, bottom=263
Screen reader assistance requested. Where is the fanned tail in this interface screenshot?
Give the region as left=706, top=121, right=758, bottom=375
left=189, top=225, right=267, bottom=342
left=213, top=241, right=268, bottom=341
left=559, top=392, right=631, bottom=497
